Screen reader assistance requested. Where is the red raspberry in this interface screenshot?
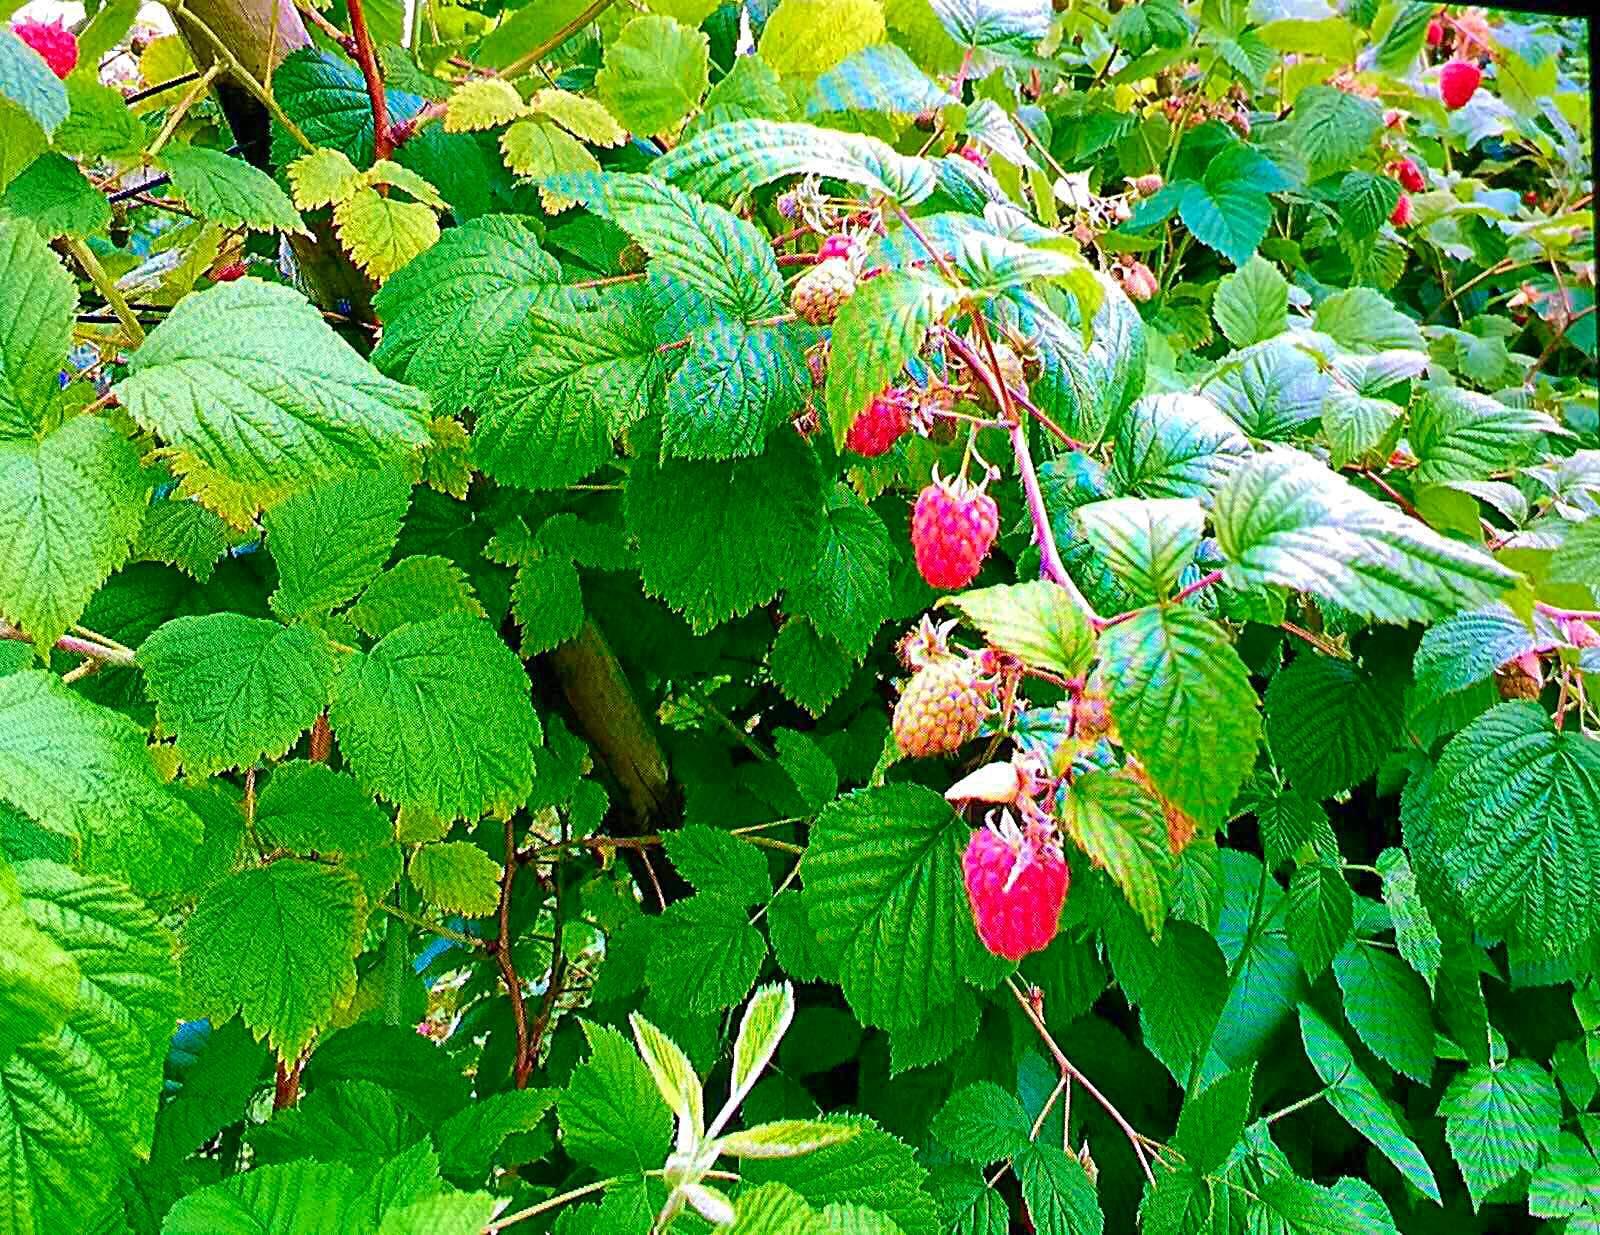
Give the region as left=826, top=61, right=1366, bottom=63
left=1523, top=190, right=1540, bottom=208
left=818, top=234, right=860, bottom=262
left=213, top=260, right=248, bottom=282
left=1383, top=108, right=1406, bottom=130
left=956, top=145, right=988, bottom=169
left=1426, top=17, right=1444, bottom=46
left=911, top=473, right=999, bottom=590
left=1389, top=158, right=1425, bottom=192
left=1439, top=60, right=1481, bottom=110
left=11, top=18, right=78, bottom=79
left=845, top=388, right=910, bottom=456
left=962, top=826, right=1068, bottom=961
left=1390, top=193, right=1414, bottom=227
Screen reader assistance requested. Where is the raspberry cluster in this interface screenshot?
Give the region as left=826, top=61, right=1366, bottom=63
left=11, top=18, right=77, bottom=79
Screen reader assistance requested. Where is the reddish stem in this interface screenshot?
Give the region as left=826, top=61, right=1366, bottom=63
left=1172, top=569, right=1225, bottom=605
left=1359, top=469, right=1424, bottom=522
left=345, top=0, right=392, bottom=161
left=496, top=819, right=534, bottom=1088
left=273, top=1054, right=304, bottom=1109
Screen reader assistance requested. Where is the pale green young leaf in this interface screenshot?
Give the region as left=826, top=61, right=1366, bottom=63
left=287, top=147, right=364, bottom=210
left=158, top=143, right=308, bottom=236
left=408, top=841, right=501, bottom=918
left=332, top=187, right=440, bottom=281
left=116, top=280, right=431, bottom=505
left=558, top=1021, right=673, bottom=1175
left=180, top=860, right=366, bottom=1061
left=0, top=415, right=146, bottom=653
left=595, top=14, right=709, bottom=135
left=1101, top=606, right=1261, bottom=830
left=803, top=785, right=981, bottom=1032
left=932, top=1082, right=1032, bottom=1165
left=529, top=88, right=626, bottom=146
left=1075, top=497, right=1204, bottom=601
left=1212, top=449, right=1517, bottom=623
left=265, top=465, right=411, bottom=620
left=0, top=671, right=203, bottom=893
left=137, top=614, right=334, bottom=777
left=329, top=615, right=540, bottom=821
left=1438, top=1059, right=1560, bottom=1209
left=442, top=77, right=525, bottom=131
left=759, top=0, right=886, bottom=74
left=630, top=1011, right=703, bottom=1143
left=501, top=120, right=601, bottom=210
left=255, top=762, right=390, bottom=856
left=1213, top=255, right=1289, bottom=347
left=626, top=428, right=823, bottom=633
left=719, top=1120, right=859, bottom=1159
left=731, top=983, right=797, bottom=1108
left=0, top=216, right=74, bottom=438
left=377, top=1191, right=497, bottom=1235
left=943, top=579, right=1096, bottom=679
left=349, top=554, right=484, bottom=639
left=1063, top=770, right=1175, bottom=936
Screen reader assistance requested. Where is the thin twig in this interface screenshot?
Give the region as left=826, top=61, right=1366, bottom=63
left=175, top=2, right=314, bottom=152
left=496, top=818, right=534, bottom=1088
left=345, top=0, right=393, bottom=161
left=1, top=621, right=138, bottom=666
left=524, top=811, right=568, bottom=1078
left=499, top=0, right=618, bottom=80
left=125, top=70, right=202, bottom=105
left=63, top=236, right=145, bottom=348
left=147, top=62, right=222, bottom=158
left=374, top=899, right=481, bottom=949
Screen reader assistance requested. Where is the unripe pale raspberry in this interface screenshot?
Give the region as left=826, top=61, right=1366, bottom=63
left=1121, top=260, right=1158, bottom=302
left=11, top=18, right=78, bottom=79
left=892, top=657, right=986, bottom=757
left=962, top=826, right=1068, bottom=961
left=1131, top=173, right=1164, bottom=197
left=1389, top=158, right=1425, bottom=193
left=1390, top=193, right=1414, bottom=227
left=1440, top=59, right=1481, bottom=110
left=1384, top=108, right=1407, bottom=130
left=845, top=388, right=911, bottom=456
left=790, top=258, right=856, bottom=325
left=911, top=473, right=1000, bottom=590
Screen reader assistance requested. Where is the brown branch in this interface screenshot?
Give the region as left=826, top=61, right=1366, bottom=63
left=524, top=814, right=568, bottom=1073
left=495, top=818, right=534, bottom=1089
left=344, top=0, right=392, bottom=161
left=273, top=1054, right=304, bottom=1109
left=0, top=621, right=138, bottom=667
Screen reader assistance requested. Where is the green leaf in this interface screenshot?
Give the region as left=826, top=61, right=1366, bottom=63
left=558, top=1021, right=673, bottom=1175
left=1178, top=168, right=1272, bottom=267
left=1290, top=85, right=1382, bottom=181
left=349, top=554, right=484, bottom=639
left=1312, top=287, right=1424, bottom=354
left=1438, top=1059, right=1560, bottom=1209
left=825, top=271, right=961, bottom=449
left=1265, top=654, right=1395, bottom=800
left=1106, top=917, right=1229, bottom=1075
left=770, top=618, right=855, bottom=716
left=255, top=762, right=389, bottom=856
left=0, top=216, right=74, bottom=438
left=1333, top=941, right=1434, bottom=1082
left=758, top=0, right=887, bottom=75
left=929, top=0, right=1052, bottom=53
left=743, top=1116, right=938, bottom=1235
left=1286, top=861, right=1353, bottom=979
left=1, top=862, right=176, bottom=1231
left=1063, top=770, right=1175, bottom=935
left=510, top=554, right=584, bottom=655
left=1373, top=1, right=1434, bottom=72
left=1174, top=1066, right=1253, bottom=1174
left=1423, top=702, right=1600, bottom=952
left=1075, top=497, right=1204, bottom=601
left=1100, top=607, right=1261, bottom=830
left=783, top=484, right=893, bottom=659
left=1550, top=519, right=1600, bottom=589
left=116, top=280, right=431, bottom=508
left=0, top=858, right=76, bottom=1063
left=1017, top=1143, right=1104, bottom=1235
left=933, top=1082, right=1033, bottom=1164
left=264, top=465, right=410, bottom=620
left=595, top=15, right=709, bottom=137
left=158, top=143, right=307, bottom=235
left=1323, top=389, right=1404, bottom=469
left=1213, top=256, right=1289, bottom=348
left=1410, top=387, right=1562, bottom=486
left=731, top=982, right=796, bottom=1108
left=1248, top=1175, right=1398, bottom=1234
left=329, top=615, right=540, bottom=820
left=408, top=841, right=501, bottom=918
left=809, top=44, right=947, bottom=117
left=0, top=671, right=202, bottom=893
left=1202, top=338, right=1329, bottom=442
left=181, top=860, right=364, bottom=1061
left=0, top=415, right=146, bottom=653
left=137, top=614, right=334, bottom=777
left=0, top=150, right=110, bottom=237
left=433, top=1088, right=555, bottom=1182
left=1336, top=172, right=1402, bottom=241
left=646, top=893, right=768, bottom=1013
left=663, top=824, right=773, bottom=906
left=803, top=785, right=979, bottom=1032
left=161, top=1160, right=359, bottom=1234
left=1212, top=449, right=1517, bottom=623
left=630, top=1010, right=702, bottom=1143
left=690, top=53, right=791, bottom=137
left=1528, top=1130, right=1600, bottom=1221
left=653, top=119, right=938, bottom=205
left=1110, top=393, right=1251, bottom=502
left=135, top=497, right=229, bottom=583
left=1246, top=778, right=1337, bottom=871
left=1376, top=847, right=1441, bottom=991
left=377, top=1192, right=497, bottom=1235
left=943, top=579, right=1096, bottom=679
left=546, top=171, right=785, bottom=322
left=626, top=428, right=823, bottom=633
left=725, top=1182, right=828, bottom=1235
left=0, top=29, right=67, bottom=135
left=664, top=323, right=808, bottom=460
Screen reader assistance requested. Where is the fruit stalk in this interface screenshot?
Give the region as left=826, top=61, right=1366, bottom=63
left=1009, top=415, right=1101, bottom=623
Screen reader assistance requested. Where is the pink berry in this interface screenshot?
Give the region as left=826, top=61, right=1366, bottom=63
left=1389, top=158, right=1425, bottom=193
left=1440, top=59, right=1481, bottom=110
left=911, top=474, right=999, bottom=590
left=1390, top=193, right=1414, bottom=227
left=845, top=389, right=910, bottom=457
left=11, top=18, right=78, bottom=79
left=957, top=145, right=988, bottom=169
left=818, top=234, right=858, bottom=262
left=1426, top=16, right=1444, bottom=46
left=962, top=827, right=1068, bottom=961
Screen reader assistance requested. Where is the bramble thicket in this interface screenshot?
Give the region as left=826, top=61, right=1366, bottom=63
left=0, top=0, right=1596, bottom=1231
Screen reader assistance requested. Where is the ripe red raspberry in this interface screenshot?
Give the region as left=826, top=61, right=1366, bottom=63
left=956, top=145, right=988, bottom=168
left=1426, top=16, right=1444, bottom=46
left=962, top=825, right=1068, bottom=961
left=912, top=472, right=999, bottom=590
left=1389, top=158, right=1425, bottom=193
left=845, top=388, right=911, bottom=456
left=213, top=260, right=248, bottom=282
left=1523, top=190, right=1541, bottom=208
left=1390, top=193, right=1414, bottom=227
left=1439, top=59, right=1481, bottom=110
left=11, top=18, right=78, bottom=79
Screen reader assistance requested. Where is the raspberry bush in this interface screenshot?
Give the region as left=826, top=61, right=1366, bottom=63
left=0, top=1, right=1595, bottom=1232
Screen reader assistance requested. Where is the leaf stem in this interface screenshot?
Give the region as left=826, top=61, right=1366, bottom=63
left=345, top=0, right=393, bottom=161
left=0, top=621, right=138, bottom=667
left=373, top=899, right=481, bottom=948
left=499, top=0, right=618, bottom=80
left=63, top=236, right=145, bottom=348
left=147, top=62, right=222, bottom=158
left=497, top=817, right=535, bottom=1088
left=1262, top=1082, right=1334, bottom=1125
left=1170, top=569, right=1225, bottom=606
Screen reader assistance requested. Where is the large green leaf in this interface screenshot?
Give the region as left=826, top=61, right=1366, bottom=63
left=1264, top=654, right=1396, bottom=801
left=0, top=217, right=74, bottom=438
left=1333, top=941, right=1434, bottom=1083
left=664, top=323, right=808, bottom=460
left=1075, top=497, right=1204, bottom=601
left=1438, top=1059, right=1560, bottom=1210
left=783, top=485, right=893, bottom=659
left=803, top=785, right=982, bottom=1032
left=329, top=615, right=540, bottom=820
left=0, top=415, right=146, bottom=654
left=595, top=15, right=709, bottom=137
left=116, top=280, right=431, bottom=508
left=558, top=1021, right=673, bottom=1176
left=1201, top=338, right=1329, bottom=442
left=1110, top=394, right=1251, bottom=502
left=944, top=579, right=1096, bottom=679
left=1100, top=607, right=1261, bottom=830
left=264, top=466, right=412, bottom=620
left=1212, top=449, right=1517, bottom=623
left=1063, top=770, right=1175, bottom=935
left=1409, top=387, right=1563, bottom=486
